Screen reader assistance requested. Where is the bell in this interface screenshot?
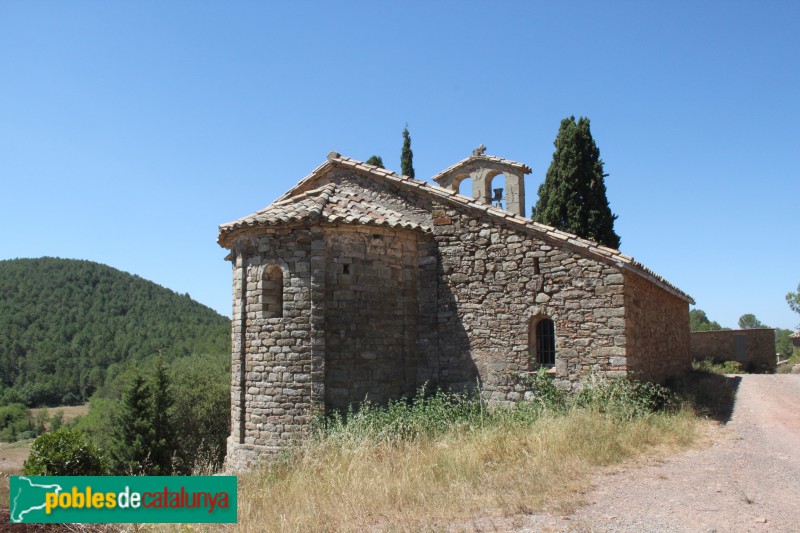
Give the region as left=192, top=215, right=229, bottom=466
left=492, top=187, right=504, bottom=208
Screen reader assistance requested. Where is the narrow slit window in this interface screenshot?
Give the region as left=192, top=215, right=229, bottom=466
left=535, top=318, right=556, bottom=366
left=262, top=265, right=283, bottom=318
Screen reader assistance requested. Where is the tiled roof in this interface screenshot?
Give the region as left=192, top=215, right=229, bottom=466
left=218, top=182, right=430, bottom=244
left=219, top=153, right=693, bottom=303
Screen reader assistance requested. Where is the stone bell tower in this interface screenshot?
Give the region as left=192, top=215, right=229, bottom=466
left=431, top=145, right=532, bottom=217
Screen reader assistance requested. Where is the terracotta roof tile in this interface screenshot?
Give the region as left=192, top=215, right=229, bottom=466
left=219, top=153, right=693, bottom=303
left=218, top=182, right=431, bottom=246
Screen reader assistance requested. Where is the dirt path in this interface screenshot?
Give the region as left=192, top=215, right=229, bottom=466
left=452, top=374, right=800, bottom=532
left=501, top=374, right=800, bottom=532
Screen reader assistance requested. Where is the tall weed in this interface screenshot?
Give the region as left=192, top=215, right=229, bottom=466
left=318, top=372, right=679, bottom=444
left=226, top=375, right=695, bottom=532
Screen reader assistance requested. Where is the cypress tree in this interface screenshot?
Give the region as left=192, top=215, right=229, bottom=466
left=533, top=116, right=621, bottom=249
left=365, top=155, right=385, bottom=168
left=401, top=125, right=415, bottom=178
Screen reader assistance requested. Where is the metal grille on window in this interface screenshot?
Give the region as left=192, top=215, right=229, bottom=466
left=536, top=319, right=556, bottom=366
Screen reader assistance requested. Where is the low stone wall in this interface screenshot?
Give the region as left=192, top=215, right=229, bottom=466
left=690, top=329, right=776, bottom=372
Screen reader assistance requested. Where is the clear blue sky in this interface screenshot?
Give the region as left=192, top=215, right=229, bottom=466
left=2, top=2, right=798, bottom=330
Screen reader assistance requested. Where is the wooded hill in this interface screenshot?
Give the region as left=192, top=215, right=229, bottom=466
left=0, top=258, right=230, bottom=407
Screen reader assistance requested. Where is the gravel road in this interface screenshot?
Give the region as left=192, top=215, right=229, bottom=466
left=457, top=374, right=800, bottom=532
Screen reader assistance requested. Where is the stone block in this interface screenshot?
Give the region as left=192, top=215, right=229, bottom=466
left=593, top=308, right=625, bottom=318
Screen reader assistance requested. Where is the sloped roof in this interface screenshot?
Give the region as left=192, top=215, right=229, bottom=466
left=219, top=152, right=694, bottom=303
left=218, top=182, right=430, bottom=240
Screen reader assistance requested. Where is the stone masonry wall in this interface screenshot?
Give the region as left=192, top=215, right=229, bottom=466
left=323, top=226, right=420, bottom=410
left=225, top=227, right=319, bottom=471
left=623, top=271, right=691, bottom=383
left=226, top=222, right=433, bottom=471
left=691, top=329, right=776, bottom=372
left=429, top=201, right=629, bottom=401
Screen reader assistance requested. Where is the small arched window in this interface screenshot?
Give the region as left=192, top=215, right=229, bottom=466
left=530, top=317, right=556, bottom=367
left=262, top=265, right=283, bottom=318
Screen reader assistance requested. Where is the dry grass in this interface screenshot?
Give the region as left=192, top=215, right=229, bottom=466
left=0, top=472, right=10, bottom=512
left=4, top=382, right=702, bottom=532
left=1, top=441, right=27, bottom=511
left=231, top=408, right=698, bottom=532
left=0, top=439, right=31, bottom=470
left=29, top=403, right=90, bottom=427
left=1, top=404, right=89, bottom=512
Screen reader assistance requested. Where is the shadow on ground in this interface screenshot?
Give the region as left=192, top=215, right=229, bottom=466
left=668, top=371, right=741, bottom=423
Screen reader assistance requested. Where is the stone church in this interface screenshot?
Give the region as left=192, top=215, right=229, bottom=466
left=218, top=149, right=694, bottom=469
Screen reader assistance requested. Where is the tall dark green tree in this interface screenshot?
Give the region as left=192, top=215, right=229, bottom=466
left=110, top=367, right=177, bottom=475
left=532, top=116, right=621, bottom=249
left=111, top=374, right=154, bottom=474
left=401, top=125, right=415, bottom=178
left=365, top=155, right=385, bottom=168
left=149, top=362, right=177, bottom=474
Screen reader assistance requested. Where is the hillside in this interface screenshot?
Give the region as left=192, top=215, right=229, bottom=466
left=0, top=257, right=230, bottom=406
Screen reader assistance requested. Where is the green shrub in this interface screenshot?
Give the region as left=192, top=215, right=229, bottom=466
left=0, top=403, right=34, bottom=442
left=168, top=353, right=230, bottom=473
left=49, top=410, right=64, bottom=431
left=23, top=428, right=108, bottom=476
left=692, top=358, right=743, bottom=375
left=575, top=377, right=677, bottom=419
